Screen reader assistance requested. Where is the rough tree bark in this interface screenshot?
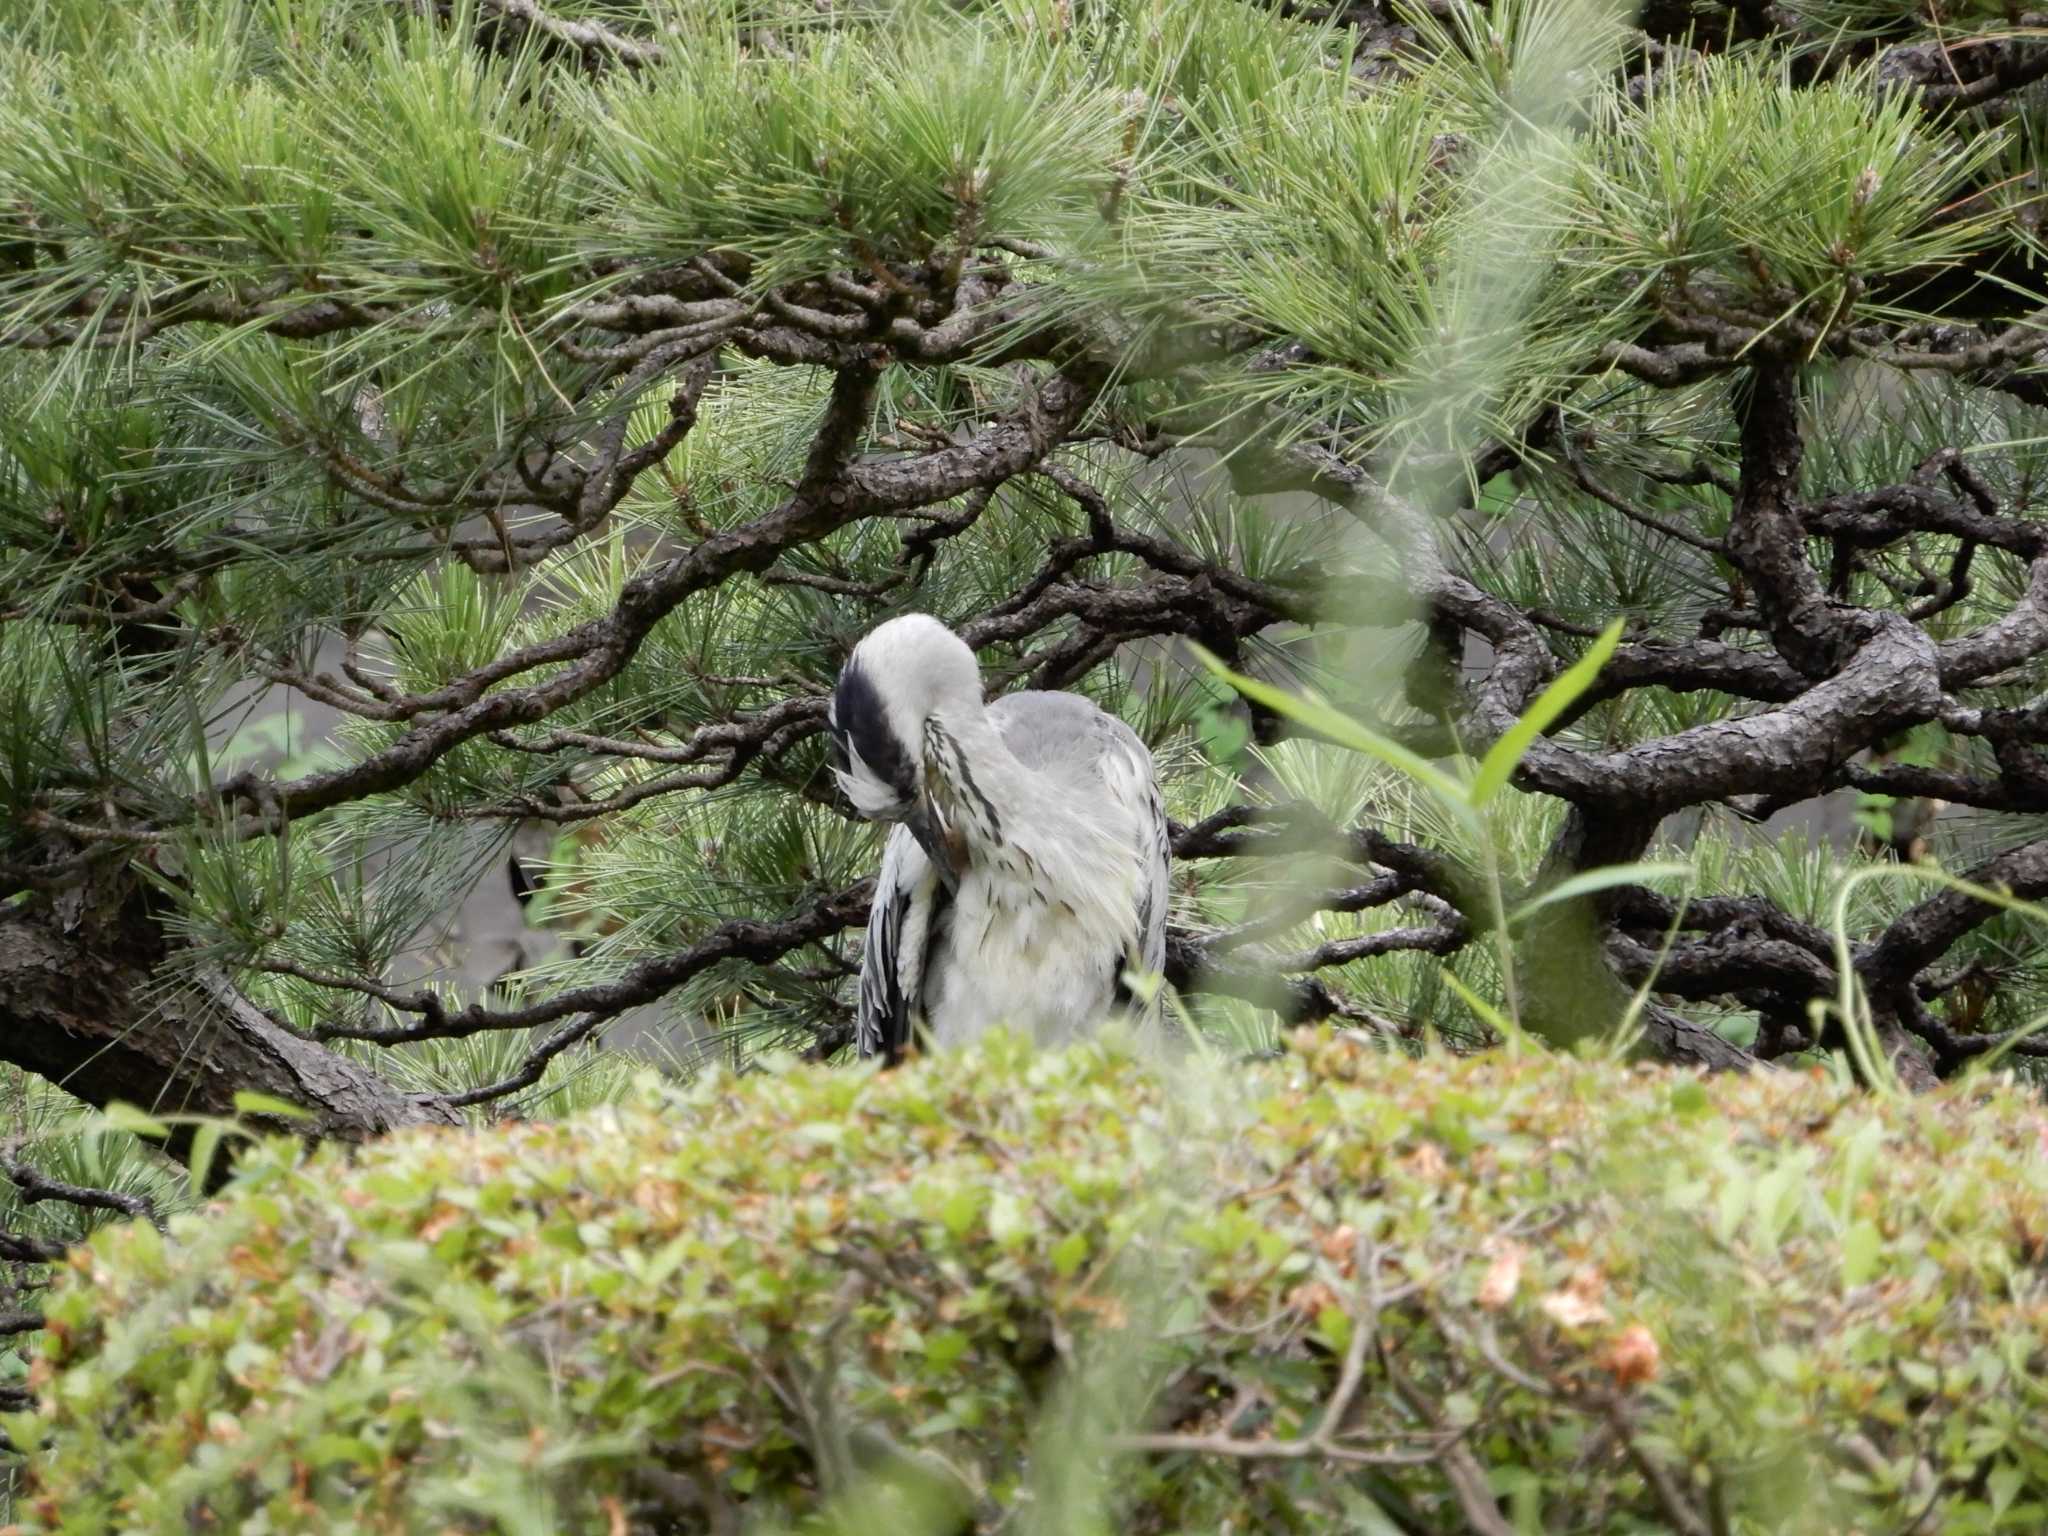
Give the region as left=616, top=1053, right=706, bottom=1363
left=0, top=877, right=457, bottom=1139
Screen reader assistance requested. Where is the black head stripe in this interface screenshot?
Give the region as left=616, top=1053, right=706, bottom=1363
left=832, top=659, right=916, bottom=800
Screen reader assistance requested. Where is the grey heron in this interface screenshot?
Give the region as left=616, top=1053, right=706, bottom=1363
left=827, top=614, right=1172, bottom=1061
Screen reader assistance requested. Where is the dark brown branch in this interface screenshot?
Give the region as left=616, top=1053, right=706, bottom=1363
left=1557, top=437, right=1726, bottom=555
left=437, top=1013, right=611, bottom=1110
left=0, top=884, right=457, bottom=1143
left=1862, top=836, right=2048, bottom=988
left=0, top=1229, right=67, bottom=1265
left=212, top=365, right=1098, bottom=833
left=315, top=881, right=877, bottom=1044
left=3, top=1156, right=162, bottom=1231
left=1727, top=364, right=1850, bottom=677
left=1170, top=804, right=1479, bottom=913
left=1891, top=35, right=2048, bottom=109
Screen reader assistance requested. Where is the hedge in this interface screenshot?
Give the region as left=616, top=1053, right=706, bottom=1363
left=7, top=1030, right=2048, bottom=1534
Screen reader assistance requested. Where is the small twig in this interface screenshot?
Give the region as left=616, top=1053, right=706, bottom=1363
left=1559, top=435, right=1727, bottom=555
left=1385, top=1355, right=1516, bottom=1536
left=1115, top=1231, right=1435, bottom=1465
left=478, top=0, right=664, bottom=65
left=1606, top=1401, right=1713, bottom=1536
left=3, top=1155, right=162, bottom=1232
left=0, top=1228, right=68, bottom=1265
left=320, top=880, right=876, bottom=1045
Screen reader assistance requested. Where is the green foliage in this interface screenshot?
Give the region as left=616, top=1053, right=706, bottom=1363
left=0, top=1068, right=189, bottom=1508
left=12, top=1034, right=2048, bottom=1532
left=579, top=17, right=1123, bottom=283
left=0, top=1077, right=184, bottom=1253
left=1194, top=617, right=1696, bottom=1048
left=1575, top=56, right=2006, bottom=336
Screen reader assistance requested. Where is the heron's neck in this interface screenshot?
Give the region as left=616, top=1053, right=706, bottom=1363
left=921, top=702, right=1046, bottom=859
left=922, top=698, right=1139, bottom=922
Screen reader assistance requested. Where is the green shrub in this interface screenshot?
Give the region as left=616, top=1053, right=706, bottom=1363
left=8, top=1034, right=2048, bottom=1534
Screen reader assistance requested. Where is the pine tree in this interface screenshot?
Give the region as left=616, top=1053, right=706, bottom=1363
left=2, top=0, right=2047, bottom=1205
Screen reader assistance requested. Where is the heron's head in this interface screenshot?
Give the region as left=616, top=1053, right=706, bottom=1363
left=828, top=614, right=982, bottom=824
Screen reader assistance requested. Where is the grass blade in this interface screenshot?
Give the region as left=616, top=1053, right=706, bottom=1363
left=1470, top=618, right=1624, bottom=806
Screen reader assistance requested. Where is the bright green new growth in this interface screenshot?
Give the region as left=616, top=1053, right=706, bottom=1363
left=1575, top=56, right=2005, bottom=338
left=12, top=1032, right=2048, bottom=1534
left=583, top=24, right=1123, bottom=285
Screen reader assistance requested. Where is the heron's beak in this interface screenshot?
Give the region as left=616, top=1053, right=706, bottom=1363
left=904, top=794, right=965, bottom=888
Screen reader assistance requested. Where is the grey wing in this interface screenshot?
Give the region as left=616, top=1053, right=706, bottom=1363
left=1135, top=770, right=1170, bottom=984
left=857, top=825, right=939, bottom=1061
left=1094, top=714, right=1172, bottom=1010
left=1130, top=746, right=1172, bottom=992
left=987, top=691, right=1171, bottom=1006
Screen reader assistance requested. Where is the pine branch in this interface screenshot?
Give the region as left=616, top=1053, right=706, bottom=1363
left=3, top=1155, right=162, bottom=1232
left=478, top=0, right=665, bottom=67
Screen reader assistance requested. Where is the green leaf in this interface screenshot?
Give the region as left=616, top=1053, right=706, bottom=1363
left=1757, top=1343, right=1803, bottom=1383
left=100, top=1102, right=169, bottom=1140
left=1832, top=1118, right=1883, bottom=1223
left=1186, top=644, right=1474, bottom=817
left=939, top=1186, right=981, bottom=1238
left=306, top=1433, right=378, bottom=1470
left=1315, top=1305, right=1353, bottom=1356
left=1507, top=861, right=1692, bottom=926
left=988, top=1191, right=1028, bottom=1247
left=231, top=1090, right=313, bottom=1122
left=1852, top=794, right=1895, bottom=842
left=1049, top=1230, right=1089, bottom=1279
left=1471, top=617, right=1625, bottom=806
left=643, top=1236, right=691, bottom=1290
left=1440, top=966, right=1516, bottom=1036
left=1714, top=1174, right=1752, bottom=1244
left=1194, top=705, right=1251, bottom=767
left=1841, top=1218, right=1881, bottom=1288
left=1669, top=1080, right=1711, bottom=1117
left=1474, top=473, right=1521, bottom=517
left=188, top=1122, right=225, bottom=1199
left=1749, top=1160, right=1804, bottom=1249
left=1990, top=1463, right=2024, bottom=1519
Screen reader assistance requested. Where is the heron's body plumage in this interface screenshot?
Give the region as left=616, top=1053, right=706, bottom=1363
left=828, top=617, right=1170, bottom=1059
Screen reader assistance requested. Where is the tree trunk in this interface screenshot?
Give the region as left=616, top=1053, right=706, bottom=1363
left=0, top=875, right=456, bottom=1141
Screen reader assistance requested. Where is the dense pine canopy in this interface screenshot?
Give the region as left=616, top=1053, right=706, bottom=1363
left=1, top=0, right=2047, bottom=1144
